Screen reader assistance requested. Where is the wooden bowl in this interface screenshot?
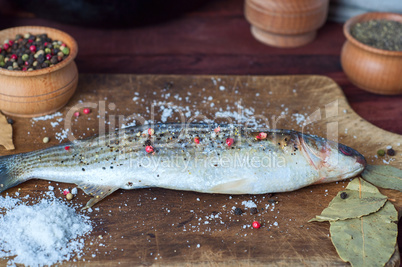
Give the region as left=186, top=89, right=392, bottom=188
left=0, top=26, right=78, bottom=117
left=341, top=12, right=402, bottom=95
left=244, top=0, right=329, bottom=48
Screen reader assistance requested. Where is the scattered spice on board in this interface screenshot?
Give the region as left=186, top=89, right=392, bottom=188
left=377, top=149, right=385, bottom=157
left=0, top=33, right=70, bottom=71
left=250, top=207, right=258, bottom=215
left=256, top=132, right=267, bottom=140
left=234, top=207, right=243, bottom=215
left=387, top=148, right=395, bottom=156
left=145, top=145, right=154, bottom=153
left=226, top=138, right=234, bottom=147
left=252, top=221, right=261, bottom=229
left=350, top=20, right=402, bottom=51
left=66, top=192, right=74, bottom=200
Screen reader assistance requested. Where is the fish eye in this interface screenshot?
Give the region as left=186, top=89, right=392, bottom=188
left=339, top=145, right=353, bottom=156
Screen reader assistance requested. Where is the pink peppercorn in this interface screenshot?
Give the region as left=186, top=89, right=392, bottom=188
left=256, top=132, right=267, bottom=140
left=74, top=111, right=80, bottom=117
left=83, top=108, right=91, bottom=114
left=194, top=137, right=200, bottom=144
left=25, top=61, right=29, bottom=66
left=3, top=43, right=9, bottom=50
left=63, top=189, right=70, bottom=196
left=22, top=67, right=27, bottom=71
left=0, top=47, right=2, bottom=53
left=145, top=146, right=154, bottom=153
left=27, top=39, right=33, bottom=43
left=10, top=54, right=17, bottom=60
left=46, top=54, right=52, bottom=60
left=8, top=40, right=14, bottom=45
left=252, top=221, right=261, bottom=229
left=64, top=146, right=70, bottom=151
left=29, top=45, right=36, bottom=52
left=226, top=138, right=234, bottom=147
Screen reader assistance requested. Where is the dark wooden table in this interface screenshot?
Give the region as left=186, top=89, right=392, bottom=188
left=1, top=0, right=400, bottom=134
left=0, top=0, right=401, bottom=265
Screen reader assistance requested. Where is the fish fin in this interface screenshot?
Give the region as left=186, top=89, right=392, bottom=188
left=0, top=155, right=25, bottom=193
left=208, top=179, right=254, bottom=194
left=78, top=183, right=119, bottom=210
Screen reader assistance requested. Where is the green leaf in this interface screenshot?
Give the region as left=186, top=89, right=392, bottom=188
left=330, top=201, right=398, bottom=267
left=361, top=165, right=402, bottom=192
left=309, top=178, right=387, bottom=222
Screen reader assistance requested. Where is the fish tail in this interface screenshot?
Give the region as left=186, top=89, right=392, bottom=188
left=0, top=155, right=25, bottom=193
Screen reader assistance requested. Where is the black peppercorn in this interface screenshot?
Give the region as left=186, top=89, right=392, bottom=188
left=234, top=207, right=243, bottom=215
left=340, top=192, right=348, bottom=199
left=50, top=56, right=58, bottom=64
left=37, top=54, right=45, bottom=64
left=387, top=149, right=395, bottom=156
left=250, top=207, right=258, bottom=215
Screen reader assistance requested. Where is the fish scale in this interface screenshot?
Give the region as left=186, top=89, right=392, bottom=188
left=0, top=123, right=366, bottom=209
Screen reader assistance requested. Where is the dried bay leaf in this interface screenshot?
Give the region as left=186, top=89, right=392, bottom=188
left=362, top=165, right=402, bottom=192
left=330, top=201, right=398, bottom=267
left=0, top=112, right=14, bottom=150
left=309, top=178, right=387, bottom=222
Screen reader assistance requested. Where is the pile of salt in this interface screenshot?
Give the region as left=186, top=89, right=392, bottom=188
left=0, top=194, right=92, bottom=266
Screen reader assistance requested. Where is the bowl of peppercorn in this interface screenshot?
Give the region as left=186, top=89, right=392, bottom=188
left=341, top=12, right=402, bottom=95
left=0, top=26, right=78, bottom=117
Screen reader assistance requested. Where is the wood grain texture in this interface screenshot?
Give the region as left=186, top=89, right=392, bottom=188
left=0, top=0, right=401, bottom=264
left=341, top=12, right=402, bottom=95
left=0, top=26, right=78, bottom=117
left=0, top=74, right=400, bottom=266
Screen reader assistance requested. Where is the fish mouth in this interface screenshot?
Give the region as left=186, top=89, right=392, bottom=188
left=355, top=153, right=367, bottom=167
left=344, top=163, right=365, bottom=178
left=323, top=163, right=365, bottom=183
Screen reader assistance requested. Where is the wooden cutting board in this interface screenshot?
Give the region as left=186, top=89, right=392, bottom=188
left=1, top=74, right=401, bottom=266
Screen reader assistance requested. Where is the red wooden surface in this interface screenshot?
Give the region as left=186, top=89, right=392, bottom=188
left=0, top=0, right=401, bottom=264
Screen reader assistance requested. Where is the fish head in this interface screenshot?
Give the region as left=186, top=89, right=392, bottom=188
left=298, top=133, right=366, bottom=183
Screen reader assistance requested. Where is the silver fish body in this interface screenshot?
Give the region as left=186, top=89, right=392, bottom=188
left=0, top=123, right=366, bottom=208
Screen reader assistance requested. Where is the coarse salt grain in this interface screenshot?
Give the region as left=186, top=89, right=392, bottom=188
left=32, top=112, right=63, bottom=122
left=241, top=200, right=257, bottom=208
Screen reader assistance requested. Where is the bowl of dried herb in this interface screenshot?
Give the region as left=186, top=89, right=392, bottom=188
left=0, top=26, right=78, bottom=117
left=341, top=12, right=402, bottom=95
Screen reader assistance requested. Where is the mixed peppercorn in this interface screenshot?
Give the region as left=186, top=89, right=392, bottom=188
left=0, top=33, right=70, bottom=71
